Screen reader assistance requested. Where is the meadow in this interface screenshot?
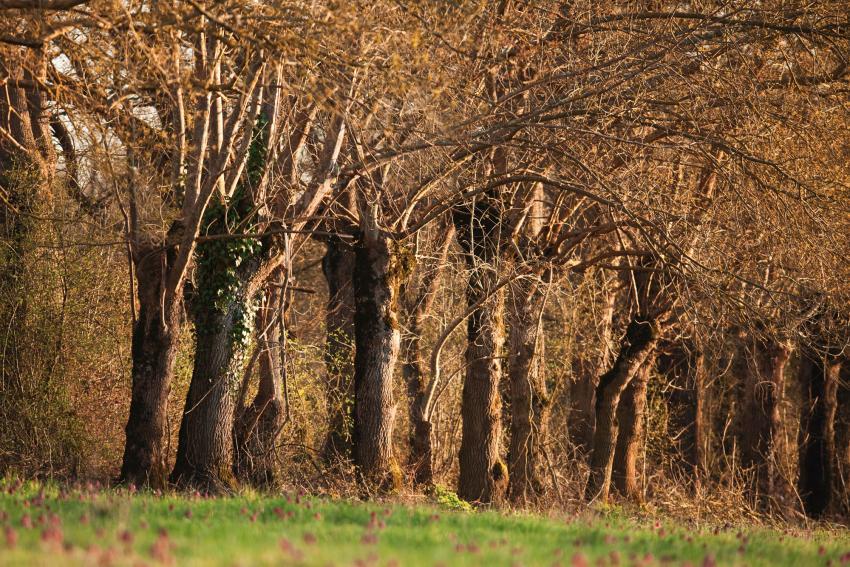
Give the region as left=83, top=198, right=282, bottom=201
left=0, top=480, right=847, bottom=566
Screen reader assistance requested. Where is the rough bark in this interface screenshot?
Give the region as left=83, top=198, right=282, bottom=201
left=403, top=328, right=434, bottom=486
left=321, top=238, right=356, bottom=463
left=171, top=220, right=263, bottom=492
left=171, top=274, right=256, bottom=493
left=351, top=234, right=403, bottom=490
left=233, top=273, right=287, bottom=487
left=612, top=360, right=652, bottom=501
left=458, top=285, right=507, bottom=504
left=402, top=346, right=434, bottom=486
left=585, top=316, right=660, bottom=503
left=739, top=336, right=792, bottom=512
left=454, top=198, right=508, bottom=505
left=798, top=348, right=841, bottom=518
left=657, top=340, right=706, bottom=486
left=171, top=105, right=275, bottom=492
left=507, top=279, right=549, bottom=504
left=119, top=242, right=182, bottom=489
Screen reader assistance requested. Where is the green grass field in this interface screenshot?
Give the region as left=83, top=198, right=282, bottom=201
left=0, top=480, right=847, bottom=566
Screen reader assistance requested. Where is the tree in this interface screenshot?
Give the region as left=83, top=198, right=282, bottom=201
left=400, top=218, right=454, bottom=486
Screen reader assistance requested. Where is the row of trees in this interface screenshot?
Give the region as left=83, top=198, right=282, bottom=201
left=1, top=0, right=849, bottom=519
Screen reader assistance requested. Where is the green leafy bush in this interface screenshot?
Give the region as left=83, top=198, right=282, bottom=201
left=431, top=484, right=472, bottom=512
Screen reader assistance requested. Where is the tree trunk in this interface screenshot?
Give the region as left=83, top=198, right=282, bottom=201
left=739, top=337, right=791, bottom=512
left=570, top=288, right=616, bottom=454
left=507, top=279, right=549, bottom=504
left=798, top=348, right=841, bottom=518
left=833, top=362, right=850, bottom=516
left=458, top=286, right=507, bottom=504
left=171, top=292, right=247, bottom=492
left=400, top=280, right=431, bottom=488
left=402, top=222, right=454, bottom=487
left=233, top=272, right=287, bottom=487
left=171, top=223, right=262, bottom=493
left=351, top=234, right=403, bottom=490
left=120, top=243, right=182, bottom=489
left=585, top=316, right=660, bottom=503
left=612, top=360, right=651, bottom=501
left=321, top=238, right=356, bottom=462
left=403, top=327, right=434, bottom=486
left=454, top=199, right=508, bottom=505
left=658, top=340, right=706, bottom=487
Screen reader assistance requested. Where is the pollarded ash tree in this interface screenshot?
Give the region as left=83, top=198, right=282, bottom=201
left=0, top=1, right=221, bottom=488
left=171, top=95, right=351, bottom=491
left=460, top=0, right=850, bottom=506
left=300, top=1, right=557, bottom=493
left=23, top=0, right=367, bottom=489
left=4, top=1, right=850, bottom=517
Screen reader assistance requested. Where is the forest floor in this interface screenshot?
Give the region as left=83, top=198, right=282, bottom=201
left=0, top=480, right=847, bottom=566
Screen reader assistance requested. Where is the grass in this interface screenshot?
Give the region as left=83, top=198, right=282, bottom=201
left=0, top=479, right=848, bottom=566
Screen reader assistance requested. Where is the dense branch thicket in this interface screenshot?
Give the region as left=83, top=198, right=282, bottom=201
left=1, top=0, right=849, bottom=521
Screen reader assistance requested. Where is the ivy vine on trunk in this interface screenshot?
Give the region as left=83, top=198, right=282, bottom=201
left=171, top=116, right=269, bottom=493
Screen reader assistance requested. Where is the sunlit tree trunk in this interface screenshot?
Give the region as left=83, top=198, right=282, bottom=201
left=120, top=242, right=183, bottom=489
left=233, top=268, right=287, bottom=487
left=171, top=105, right=271, bottom=492
left=585, top=316, right=660, bottom=503
left=402, top=223, right=453, bottom=486
left=612, top=360, right=652, bottom=501
left=507, top=279, right=549, bottom=504
left=454, top=196, right=508, bottom=505
left=321, top=238, right=356, bottom=463
left=351, top=233, right=403, bottom=490
left=171, top=242, right=262, bottom=493
left=402, top=309, right=433, bottom=486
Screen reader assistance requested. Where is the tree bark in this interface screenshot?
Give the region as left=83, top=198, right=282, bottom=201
left=739, top=336, right=791, bottom=512
left=351, top=234, right=403, bottom=490
left=798, top=348, right=841, bottom=518
left=612, top=360, right=652, bottom=501
left=120, top=242, right=182, bottom=489
left=233, top=271, right=287, bottom=487
left=458, top=284, right=507, bottom=504
left=321, top=238, right=356, bottom=463
left=403, top=325, right=434, bottom=486
left=585, top=316, right=660, bottom=503
left=507, top=279, right=549, bottom=504
left=454, top=198, right=508, bottom=505
left=170, top=106, right=275, bottom=492
left=171, top=216, right=263, bottom=492
left=657, top=340, right=706, bottom=487
left=171, top=272, right=256, bottom=493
